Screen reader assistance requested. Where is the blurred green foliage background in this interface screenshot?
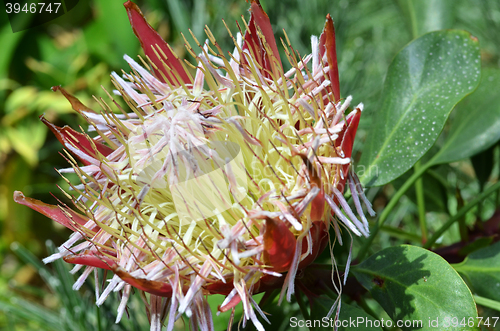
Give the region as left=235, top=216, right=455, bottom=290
left=0, top=0, right=500, bottom=330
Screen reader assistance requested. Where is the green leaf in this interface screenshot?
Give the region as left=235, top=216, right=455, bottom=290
left=308, top=296, right=382, bottom=331
left=453, top=241, right=500, bottom=302
left=352, top=245, right=478, bottom=331
left=358, top=30, right=480, bottom=187
left=430, top=68, right=500, bottom=165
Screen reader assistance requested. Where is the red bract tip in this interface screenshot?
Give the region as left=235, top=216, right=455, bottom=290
left=13, top=191, right=89, bottom=230
left=63, top=251, right=116, bottom=270
left=40, top=115, right=114, bottom=165
left=319, top=14, right=340, bottom=102
left=242, top=0, right=283, bottom=78
left=124, top=1, right=192, bottom=86
left=335, top=109, right=362, bottom=193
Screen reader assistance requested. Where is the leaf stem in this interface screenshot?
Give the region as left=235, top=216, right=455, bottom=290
left=477, top=177, right=485, bottom=221
left=496, top=185, right=500, bottom=207
left=424, top=180, right=500, bottom=249
left=96, top=304, right=102, bottom=331
left=407, top=0, right=419, bottom=39
left=357, top=162, right=432, bottom=260
left=474, top=295, right=500, bottom=313
left=414, top=161, right=428, bottom=244
left=455, top=187, right=469, bottom=242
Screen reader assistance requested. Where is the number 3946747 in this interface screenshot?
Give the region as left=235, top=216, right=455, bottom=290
left=5, top=2, right=61, bottom=14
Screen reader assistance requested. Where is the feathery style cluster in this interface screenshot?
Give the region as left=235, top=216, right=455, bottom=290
left=14, top=1, right=374, bottom=330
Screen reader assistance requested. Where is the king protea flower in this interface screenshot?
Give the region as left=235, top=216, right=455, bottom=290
left=14, top=1, right=374, bottom=330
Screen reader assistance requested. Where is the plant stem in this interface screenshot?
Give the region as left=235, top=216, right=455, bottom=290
left=407, top=0, right=419, bottom=39
left=455, top=187, right=469, bottom=242
left=96, top=304, right=102, bottom=331
left=476, top=163, right=486, bottom=219
left=424, top=180, right=500, bottom=248
left=357, top=162, right=432, bottom=261
left=414, top=161, right=428, bottom=244
left=496, top=185, right=500, bottom=207
left=474, top=295, right=500, bottom=313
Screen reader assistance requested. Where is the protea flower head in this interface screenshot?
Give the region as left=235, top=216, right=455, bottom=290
left=14, top=1, right=375, bottom=330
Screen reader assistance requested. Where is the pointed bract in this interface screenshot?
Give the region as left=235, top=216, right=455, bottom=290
left=13, top=191, right=89, bottom=230
left=336, top=108, right=362, bottom=193
left=242, top=0, right=283, bottom=78
left=124, top=1, right=191, bottom=86
left=64, top=251, right=115, bottom=270
left=319, top=14, right=340, bottom=102
left=40, top=115, right=114, bottom=165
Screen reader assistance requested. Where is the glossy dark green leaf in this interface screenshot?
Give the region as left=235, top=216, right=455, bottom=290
left=358, top=30, right=480, bottom=187
left=431, top=68, right=500, bottom=165
left=453, top=241, right=500, bottom=302
left=352, top=245, right=478, bottom=330
left=308, top=296, right=382, bottom=331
